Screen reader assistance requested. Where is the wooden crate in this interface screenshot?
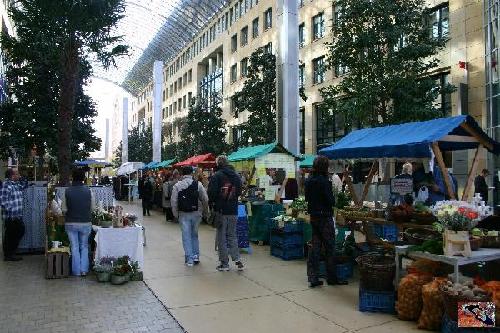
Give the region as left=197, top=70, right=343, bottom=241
left=46, top=252, right=70, bottom=279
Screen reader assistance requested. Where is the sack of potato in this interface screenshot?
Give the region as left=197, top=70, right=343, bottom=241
left=417, top=278, right=448, bottom=330
left=396, top=273, right=433, bottom=321
left=478, top=281, right=500, bottom=327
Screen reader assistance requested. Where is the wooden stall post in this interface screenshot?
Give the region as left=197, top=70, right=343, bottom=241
left=360, top=161, right=379, bottom=203
left=431, top=142, right=456, bottom=200
left=343, top=169, right=360, bottom=206
left=461, top=147, right=481, bottom=201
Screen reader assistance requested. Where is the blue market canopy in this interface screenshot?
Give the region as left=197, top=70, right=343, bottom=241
left=228, top=142, right=300, bottom=162
left=74, top=160, right=112, bottom=168
left=157, top=159, right=176, bottom=168
left=143, top=161, right=160, bottom=169
left=320, top=115, right=500, bottom=160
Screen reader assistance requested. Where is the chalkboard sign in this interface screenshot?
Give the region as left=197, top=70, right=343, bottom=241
left=391, top=178, right=413, bottom=195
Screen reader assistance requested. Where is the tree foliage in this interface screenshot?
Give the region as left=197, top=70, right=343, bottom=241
left=112, top=141, right=122, bottom=168
left=320, top=0, right=455, bottom=129
left=128, top=125, right=152, bottom=164
left=233, top=48, right=277, bottom=146
left=0, top=0, right=127, bottom=184
left=178, top=95, right=228, bottom=161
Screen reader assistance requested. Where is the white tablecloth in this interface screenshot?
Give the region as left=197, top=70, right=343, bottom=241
left=93, top=226, right=144, bottom=269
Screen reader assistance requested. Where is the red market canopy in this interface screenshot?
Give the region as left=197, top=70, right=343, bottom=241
left=174, top=153, right=216, bottom=167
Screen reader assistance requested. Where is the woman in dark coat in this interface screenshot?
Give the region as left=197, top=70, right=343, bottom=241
left=305, top=156, right=348, bottom=288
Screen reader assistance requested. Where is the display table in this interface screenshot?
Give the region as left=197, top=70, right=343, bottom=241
left=395, top=245, right=500, bottom=284
left=93, top=226, right=144, bottom=269
left=340, top=215, right=434, bottom=245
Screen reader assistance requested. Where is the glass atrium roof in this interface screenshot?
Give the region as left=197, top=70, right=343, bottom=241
left=93, top=0, right=229, bottom=96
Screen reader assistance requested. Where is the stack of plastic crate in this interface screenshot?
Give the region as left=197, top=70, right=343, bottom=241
left=270, top=220, right=304, bottom=260
left=236, top=204, right=250, bottom=250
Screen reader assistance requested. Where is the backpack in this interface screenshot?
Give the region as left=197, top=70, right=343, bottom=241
left=178, top=180, right=199, bottom=212
left=219, top=174, right=236, bottom=202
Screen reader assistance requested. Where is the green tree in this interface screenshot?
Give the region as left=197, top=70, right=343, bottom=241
left=233, top=47, right=307, bottom=147
left=1, top=0, right=128, bottom=184
left=320, top=0, right=454, bottom=129
left=112, top=141, right=122, bottom=168
left=179, top=95, right=228, bottom=161
left=233, top=48, right=277, bottom=146
left=128, top=125, right=152, bottom=163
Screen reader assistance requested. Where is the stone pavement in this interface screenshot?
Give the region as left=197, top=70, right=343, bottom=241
left=0, top=254, right=184, bottom=333
left=128, top=202, right=420, bottom=333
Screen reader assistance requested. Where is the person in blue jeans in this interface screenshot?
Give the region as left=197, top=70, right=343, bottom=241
left=62, top=168, right=96, bottom=276
left=171, top=166, right=209, bottom=267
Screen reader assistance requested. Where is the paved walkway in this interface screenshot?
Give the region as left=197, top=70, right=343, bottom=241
left=1, top=201, right=420, bottom=333
left=0, top=254, right=184, bottom=333
left=128, top=202, right=419, bottom=333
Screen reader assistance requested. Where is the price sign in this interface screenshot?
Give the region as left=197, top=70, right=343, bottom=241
left=391, top=178, right=413, bottom=195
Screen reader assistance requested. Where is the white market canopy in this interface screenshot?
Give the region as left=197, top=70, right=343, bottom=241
left=116, top=162, right=144, bottom=176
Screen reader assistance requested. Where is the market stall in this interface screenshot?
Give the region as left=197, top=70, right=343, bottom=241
left=116, top=162, right=144, bottom=202
left=228, top=142, right=300, bottom=244
left=316, top=115, right=500, bottom=329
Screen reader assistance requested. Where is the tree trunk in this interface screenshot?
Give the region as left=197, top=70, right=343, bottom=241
left=57, top=40, right=79, bottom=185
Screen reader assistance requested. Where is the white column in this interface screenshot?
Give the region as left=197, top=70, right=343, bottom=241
left=152, top=61, right=163, bottom=162
left=277, top=0, right=300, bottom=155
left=216, top=53, right=223, bottom=70
left=122, top=97, right=129, bottom=163
left=105, top=118, right=110, bottom=161
left=208, top=57, right=215, bottom=74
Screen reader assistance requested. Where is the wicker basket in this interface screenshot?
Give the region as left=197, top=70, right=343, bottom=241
left=482, top=235, right=500, bottom=248
left=356, top=254, right=396, bottom=291
left=469, top=236, right=482, bottom=251
left=403, top=228, right=441, bottom=245
left=390, top=210, right=410, bottom=223
left=440, top=285, right=492, bottom=322
left=410, top=212, right=436, bottom=225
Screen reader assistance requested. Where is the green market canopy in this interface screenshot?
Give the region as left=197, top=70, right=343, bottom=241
left=299, top=155, right=316, bottom=168
left=228, top=142, right=299, bottom=162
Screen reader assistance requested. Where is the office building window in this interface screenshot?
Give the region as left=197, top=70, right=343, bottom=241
left=235, top=4, right=239, bottom=20
left=224, top=12, right=229, bottom=30
left=241, top=58, right=248, bottom=77
left=335, top=63, right=349, bottom=77
left=252, top=18, right=259, bottom=38
left=299, top=64, right=305, bottom=88
left=299, top=23, right=305, bottom=48
left=188, top=92, right=193, bottom=105
left=313, top=12, right=325, bottom=40
left=178, top=98, right=182, bottom=111
left=299, top=107, right=305, bottom=154
left=188, top=69, right=192, bottom=82
left=315, top=104, right=334, bottom=150
left=240, top=0, right=244, bottom=17
left=183, top=95, right=187, bottom=109
left=231, top=34, right=237, bottom=52
left=264, top=42, right=273, bottom=54
left=173, top=102, right=177, bottom=113
left=432, top=72, right=452, bottom=116
left=241, top=26, right=248, bottom=46
left=174, top=82, right=177, bottom=93
left=264, top=8, right=272, bottom=30
left=427, top=4, right=449, bottom=39
left=230, top=8, right=234, bottom=25
left=312, top=56, right=325, bottom=84
left=169, top=105, right=172, bottom=116
left=231, top=64, right=237, bottom=83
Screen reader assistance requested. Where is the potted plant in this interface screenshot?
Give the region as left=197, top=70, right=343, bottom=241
left=435, top=209, right=475, bottom=257
left=129, top=261, right=143, bottom=281
left=111, top=264, right=132, bottom=285
left=93, top=256, right=115, bottom=282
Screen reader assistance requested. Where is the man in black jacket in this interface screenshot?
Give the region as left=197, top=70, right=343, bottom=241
left=208, top=155, right=244, bottom=271
left=474, top=169, right=490, bottom=202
